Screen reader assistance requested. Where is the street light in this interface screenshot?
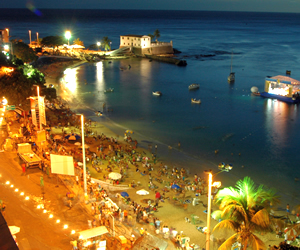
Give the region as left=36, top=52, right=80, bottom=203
left=65, top=30, right=71, bottom=46
left=110, top=42, right=112, bottom=51
left=97, top=42, right=101, bottom=51
left=29, top=30, right=32, bottom=46
left=78, top=114, right=87, bottom=197
left=36, top=32, right=39, bottom=47
left=205, top=165, right=232, bottom=250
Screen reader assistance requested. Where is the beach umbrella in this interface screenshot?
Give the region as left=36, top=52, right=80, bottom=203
left=120, top=192, right=129, bottom=198
left=108, top=172, right=122, bottom=180
left=125, top=130, right=133, bottom=134
left=143, top=156, right=149, bottom=161
left=65, top=133, right=81, bottom=140
left=136, top=189, right=149, bottom=195
left=285, top=227, right=298, bottom=241
left=9, top=226, right=20, bottom=235
left=74, top=142, right=81, bottom=146
left=53, top=135, right=62, bottom=140
left=171, top=184, right=180, bottom=189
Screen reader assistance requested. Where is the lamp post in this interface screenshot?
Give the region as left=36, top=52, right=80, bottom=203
left=97, top=42, right=101, bottom=51
left=36, top=32, right=39, bottom=47
left=79, top=114, right=87, bottom=197
left=110, top=42, right=112, bottom=51
left=29, top=30, right=32, bottom=46
left=205, top=164, right=232, bottom=250
left=65, top=30, right=71, bottom=46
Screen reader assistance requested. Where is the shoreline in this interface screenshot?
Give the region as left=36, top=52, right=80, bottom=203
left=45, top=59, right=287, bottom=248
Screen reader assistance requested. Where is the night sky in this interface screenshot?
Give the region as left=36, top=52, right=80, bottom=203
left=0, top=0, right=300, bottom=13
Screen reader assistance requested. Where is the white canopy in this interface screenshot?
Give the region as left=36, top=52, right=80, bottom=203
left=270, top=75, right=300, bottom=85
left=78, top=226, right=108, bottom=240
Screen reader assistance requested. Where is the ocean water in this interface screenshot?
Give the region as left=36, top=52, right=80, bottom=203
left=2, top=9, right=300, bottom=206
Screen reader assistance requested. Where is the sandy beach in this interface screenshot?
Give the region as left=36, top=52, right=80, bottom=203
left=41, top=58, right=289, bottom=249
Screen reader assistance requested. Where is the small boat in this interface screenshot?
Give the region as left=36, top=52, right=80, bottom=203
left=191, top=98, right=201, bottom=104
left=104, top=88, right=114, bottom=93
left=228, top=51, right=235, bottom=83
left=188, top=83, right=200, bottom=90
left=153, top=91, right=162, bottom=96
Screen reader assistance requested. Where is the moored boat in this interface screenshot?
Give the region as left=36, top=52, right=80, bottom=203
left=260, top=75, right=300, bottom=103
left=191, top=98, right=201, bottom=104
left=152, top=91, right=162, bottom=96
left=228, top=51, right=235, bottom=83
left=188, top=83, right=200, bottom=90
left=104, top=88, right=114, bottom=93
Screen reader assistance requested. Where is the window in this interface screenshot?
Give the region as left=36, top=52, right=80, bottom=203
left=127, top=37, right=129, bottom=40
left=138, top=38, right=140, bottom=41
left=128, top=43, right=130, bottom=45
left=122, top=37, right=124, bottom=39
left=144, top=38, right=145, bottom=41
left=134, top=43, right=136, bottom=46
left=123, top=43, right=125, bottom=45
left=134, top=38, right=136, bottom=40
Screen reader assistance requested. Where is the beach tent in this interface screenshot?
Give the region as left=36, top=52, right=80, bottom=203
left=78, top=226, right=108, bottom=240
left=108, top=172, right=122, bottom=180
left=136, top=189, right=149, bottom=195
left=120, top=192, right=129, bottom=197
left=171, top=184, right=180, bottom=189
left=65, top=133, right=81, bottom=141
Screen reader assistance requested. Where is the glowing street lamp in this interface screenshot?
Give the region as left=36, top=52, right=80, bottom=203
left=77, top=114, right=87, bottom=196
left=110, top=42, right=112, bottom=51
left=29, top=30, right=32, bottom=46
left=65, top=30, right=71, bottom=46
left=97, top=42, right=101, bottom=51
left=205, top=166, right=232, bottom=250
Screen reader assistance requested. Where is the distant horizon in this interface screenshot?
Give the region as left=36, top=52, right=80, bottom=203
left=0, top=7, right=299, bottom=14
left=1, top=0, right=300, bottom=14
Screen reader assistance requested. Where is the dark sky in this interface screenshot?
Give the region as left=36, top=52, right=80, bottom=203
left=0, top=0, right=299, bottom=13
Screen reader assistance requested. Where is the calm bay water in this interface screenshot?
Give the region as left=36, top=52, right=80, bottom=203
left=2, top=9, right=300, bottom=205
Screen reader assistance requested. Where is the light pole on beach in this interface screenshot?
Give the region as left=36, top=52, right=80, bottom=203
left=97, top=42, right=101, bottom=51
left=78, top=114, right=87, bottom=197
left=29, top=30, right=32, bottom=46
left=205, top=165, right=232, bottom=250
left=36, top=32, right=39, bottom=47
left=65, top=30, right=71, bottom=46
left=110, top=42, right=112, bottom=51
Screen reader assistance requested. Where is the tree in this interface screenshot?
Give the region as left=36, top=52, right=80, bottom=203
left=147, top=34, right=155, bottom=42
left=212, top=176, right=280, bottom=250
left=73, top=38, right=84, bottom=46
left=41, top=35, right=65, bottom=49
left=12, top=41, right=37, bottom=63
left=153, top=29, right=160, bottom=42
left=101, top=37, right=111, bottom=51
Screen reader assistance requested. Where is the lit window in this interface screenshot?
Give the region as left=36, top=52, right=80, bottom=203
left=128, top=43, right=129, bottom=45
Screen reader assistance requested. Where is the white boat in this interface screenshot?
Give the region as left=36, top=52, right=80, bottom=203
left=228, top=51, right=235, bottom=83
left=191, top=98, right=201, bottom=104
left=104, top=88, right=114, bottom=93
left=153, top=91, right=162, bottom=96
left=188, top=83, right=200, bottom=90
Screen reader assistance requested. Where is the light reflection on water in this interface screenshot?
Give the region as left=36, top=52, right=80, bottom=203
left=59, top=59, right=300, bottom=205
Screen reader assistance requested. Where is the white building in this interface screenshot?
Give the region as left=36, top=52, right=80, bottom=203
left=119, top=34, right=173, bottom=55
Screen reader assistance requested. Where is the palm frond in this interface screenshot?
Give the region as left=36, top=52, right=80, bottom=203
left=218, top=233, right=239, bottom=250
left=251, top=208, right=271, bottom=230
left=247, top=233, right=266, bottom=250
left=213, top=219, right=239, bottom=232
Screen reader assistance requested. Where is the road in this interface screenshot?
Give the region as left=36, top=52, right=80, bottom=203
left=0, top=151, right=93, bottom=250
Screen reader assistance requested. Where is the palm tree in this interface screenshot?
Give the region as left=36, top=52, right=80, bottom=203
left=147, top=34, right=155, bottom=42
left=101, top=37, right=111, bottom=51
left=153, top=29, right=160, bottom=42
left=212, top=176, right=280, bottom=250
left=73, top=38, right=84, bottom=46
